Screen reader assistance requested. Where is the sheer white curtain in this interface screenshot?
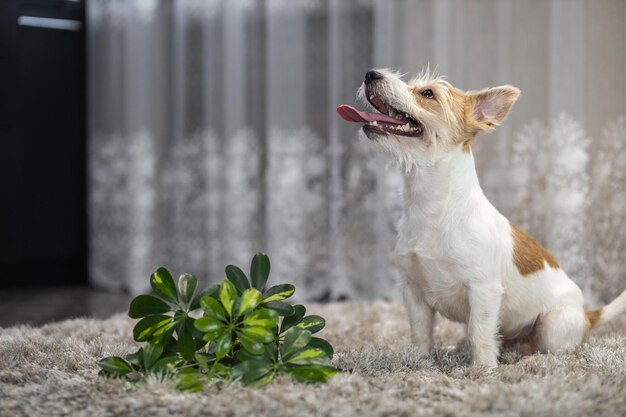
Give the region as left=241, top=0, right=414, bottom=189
left=88, top=0, right=626, bottom=303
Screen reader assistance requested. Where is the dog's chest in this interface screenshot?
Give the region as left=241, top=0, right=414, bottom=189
left=411, top=254, right=471, bottom=322
left=397, top=200, right=505, bottom=323
left=398, top=225, right=478, bottom=323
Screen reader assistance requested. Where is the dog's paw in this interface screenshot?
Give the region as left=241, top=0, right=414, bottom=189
left=471, top=355, right=499, bottom=371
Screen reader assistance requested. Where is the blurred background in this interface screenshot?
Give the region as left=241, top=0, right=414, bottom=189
left=1, top=0, right=625, bottom=325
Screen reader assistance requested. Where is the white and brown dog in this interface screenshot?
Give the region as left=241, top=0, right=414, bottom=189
left=337, top=69, right=626, bottom=368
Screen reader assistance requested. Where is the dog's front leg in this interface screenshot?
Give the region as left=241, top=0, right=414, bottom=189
left=467, top=283, right=502, bottom=369
left=403, top=284, right=434, bottom=354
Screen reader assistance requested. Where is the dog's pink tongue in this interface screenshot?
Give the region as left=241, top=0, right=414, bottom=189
left=336, top=104, right=404, bottom=125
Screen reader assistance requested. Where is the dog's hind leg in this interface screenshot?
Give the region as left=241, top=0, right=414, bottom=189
left=537, top=305, right=586, bottom=353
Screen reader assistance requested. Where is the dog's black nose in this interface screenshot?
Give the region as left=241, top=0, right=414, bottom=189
left=365, top=70, right=383, bottom=84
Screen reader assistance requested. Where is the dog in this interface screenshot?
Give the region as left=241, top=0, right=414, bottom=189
left=337, top=68, right=626, bottom=368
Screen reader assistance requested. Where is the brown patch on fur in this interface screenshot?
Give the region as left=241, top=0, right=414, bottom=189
left=462, top=86, right=520, bottom=152
left=409, top=84, right=475, bottom=153
left=586, top=308, right=604, bottom=329
left=407, top=81, right=519, bottom=154
left=583, top=308, right=603, bottom=340
left=450, top=88, right=477, bottom=153
left=511, top=223, right=559, bottom=276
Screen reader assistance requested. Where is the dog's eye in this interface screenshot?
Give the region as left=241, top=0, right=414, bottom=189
left=420, top=89, right=435, bottom=99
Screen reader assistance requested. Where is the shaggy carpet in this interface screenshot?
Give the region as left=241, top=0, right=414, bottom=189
left=1, top=301, right=626, bottom=417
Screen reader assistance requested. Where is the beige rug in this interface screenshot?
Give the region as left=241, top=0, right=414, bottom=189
left=1, top=301, right=625, bottom=417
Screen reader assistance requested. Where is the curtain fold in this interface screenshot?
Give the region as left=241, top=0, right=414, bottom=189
left=88, top=0, right=626, bottom=303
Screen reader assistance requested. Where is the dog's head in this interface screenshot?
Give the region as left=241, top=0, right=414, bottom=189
left=337, top=68, right=520, bottom=169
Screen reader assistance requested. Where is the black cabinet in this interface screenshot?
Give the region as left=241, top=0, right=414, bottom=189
left=0, top=0, right=86, bottom=287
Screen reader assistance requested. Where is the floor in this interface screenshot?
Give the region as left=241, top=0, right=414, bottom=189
left=0, top=287, right=131, bottom=327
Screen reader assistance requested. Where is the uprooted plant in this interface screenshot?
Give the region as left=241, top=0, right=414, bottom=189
left=97, top=253, right=337, bottom=390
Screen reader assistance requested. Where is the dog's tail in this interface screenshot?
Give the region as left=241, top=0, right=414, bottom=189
left=586, top=289, right=626, bottom=329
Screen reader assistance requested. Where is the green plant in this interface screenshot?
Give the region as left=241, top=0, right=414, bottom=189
left=97, top=253, right=337, bottom=390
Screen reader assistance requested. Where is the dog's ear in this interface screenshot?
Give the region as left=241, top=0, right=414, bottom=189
left=467, top=86, right=520, bottom=132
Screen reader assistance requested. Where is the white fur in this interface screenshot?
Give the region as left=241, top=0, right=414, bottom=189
left=395, top=146, right=586, bottom=367
left=357, top=69, right=626, bottom=368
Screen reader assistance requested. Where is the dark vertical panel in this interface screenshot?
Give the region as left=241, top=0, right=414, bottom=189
left=245, top=0, right=267, bottom=249
left=203, top=3, right=226, bottom=281
left=160, top=0, right=175, bottom=158
left=305, top=2, right=329, bottom=140
left=204, top=5, right=225, bottom=137
left=1, top=0, right=86, bottom=287
left=245, top=0, right=266, bottom=135
left=0, top=0, right=19, bottom=267
left=304, top=1, right=331, bottom=295
left=0, top=0, right=18, bottom=59
left=185, top=16, right=205, bottom=136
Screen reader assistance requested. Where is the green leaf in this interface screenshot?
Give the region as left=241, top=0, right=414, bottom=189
left=214, top=331, right=233, bottom=360
left=133, top=315, right=174, bottom=342
left=125, top=348, right=143, bottom=370
left=177, top=318, right=197, bottom=361
left=151, top=321, right=178, bottom=346
left=243, top=309, right=279, bottom=328
left=237, top=288, right=262, bottom=316
left=238, top=333, right=265, bottom=355
left=262, top=284, right=295, bottom=303
left=250, top=253, right=270, bottom=291
left=236, top=348, right=264, bottom=363
left=281, top=327, right=312, bottom=357
left=202, top=328, right=225, bottom=343
left=219, top=279, right=238, bottom=318
left=163, top=336, right=180, bottom=355
left=264, top=301, right=295, bottom=316
left=309, top=337, right=334, bottom=359
left=235, top=343, right=276, bottom=363
left=284, top=348, right=327, bottom=365
left=240, top=326, right=274, bottom=344
left=195, top=318, right=225, bottom=342
left=194, top=353, right=211, bottom=370
left=280, top=304, right=306, bottom=333
left=142, top=342, right=164, bottom=369
left=151, top=356, right=179, bottom=375
left=97, top=357, right=133, bottom=374
left=194, top=316, right=224, bottom=335
left=232, top=359, right=273, bottom=386
left=211, top=362, right=232, bottom=378
left=178, top=273, right=198, bottom=306
left=150, top=267, right=179, bottom=304
left=252, top=372, right=276, bottom=387
left=225, top=265, right=250, bottom=293
left=191, top=325, right=209, bottom=344
left=199, top=296, right=227, bottom=322
left=286, top=365, right=337, bottom=383
left=296, top=315, right=326, bottom=334
left=176, top=372, right=204, bottom=392
left=128, top=295, right=172, bottom=319
left=189, top=284, right=219, bottom=310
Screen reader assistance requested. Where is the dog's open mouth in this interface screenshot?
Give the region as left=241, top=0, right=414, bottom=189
left=337, top=95, right=423, bottom=137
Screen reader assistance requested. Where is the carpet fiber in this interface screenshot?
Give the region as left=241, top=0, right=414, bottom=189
left=1, top=301, right=626, bottom=417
